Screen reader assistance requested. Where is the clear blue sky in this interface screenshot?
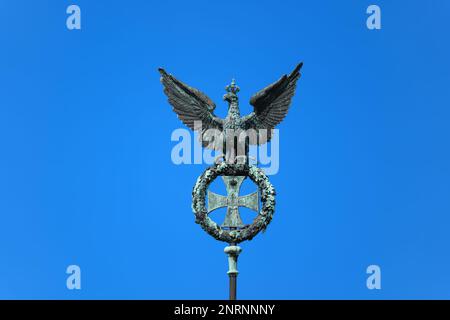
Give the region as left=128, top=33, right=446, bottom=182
left=0, top=0, right=449, bottom=299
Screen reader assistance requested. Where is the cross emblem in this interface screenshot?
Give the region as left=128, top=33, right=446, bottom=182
left=207, top=176, right=259, bottom=228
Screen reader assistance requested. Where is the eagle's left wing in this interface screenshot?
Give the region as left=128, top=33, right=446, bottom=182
left=159, top=68, right=224, bottom=149
left=241, top=63, right=303, bottom=145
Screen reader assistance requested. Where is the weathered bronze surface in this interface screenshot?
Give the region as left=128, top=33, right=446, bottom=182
left=192, top=162, right=275, bottom=244
left=207, top=176, right=258, bottom=228
left=159, top=63, right=302, bottom=299
left=159, top=63, right=303, bottom=162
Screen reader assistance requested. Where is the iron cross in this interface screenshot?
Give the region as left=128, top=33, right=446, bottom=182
left=207, top=176, right=259, bottom=228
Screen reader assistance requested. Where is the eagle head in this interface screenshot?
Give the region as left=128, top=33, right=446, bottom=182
left=223, top=79, right=240, bottom=104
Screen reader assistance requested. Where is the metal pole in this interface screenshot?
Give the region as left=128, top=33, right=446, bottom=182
left=229, top=273, right=237, bottom=300
left=224, top=245, right=242, bottom=300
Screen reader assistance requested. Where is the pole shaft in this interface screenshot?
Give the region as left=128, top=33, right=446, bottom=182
left=224, top=245, right=241, bottom=300
left=229, top=273, right=237, bottom=300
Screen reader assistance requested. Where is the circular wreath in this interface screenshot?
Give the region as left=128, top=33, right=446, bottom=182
left=192, top=162, right=276, bottom=243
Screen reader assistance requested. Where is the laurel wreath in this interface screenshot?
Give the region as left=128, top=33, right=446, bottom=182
left=192, top=162, right=276, bottom=243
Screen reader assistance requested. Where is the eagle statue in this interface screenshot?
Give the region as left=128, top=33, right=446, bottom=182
left=159, top=63, right=303, bottom=163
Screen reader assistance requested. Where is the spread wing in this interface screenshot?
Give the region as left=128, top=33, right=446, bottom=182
left=242, top=63, right=303, bottom=145
left=159, top=68, right=224, bottom=149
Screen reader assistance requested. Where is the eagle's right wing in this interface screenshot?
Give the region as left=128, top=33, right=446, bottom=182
left=159, top=68, right=223, bottom=149
left=242, top=63, right=302, bottom=145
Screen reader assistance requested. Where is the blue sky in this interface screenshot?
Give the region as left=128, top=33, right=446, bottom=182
left=0, top=0, right=449, bottom=299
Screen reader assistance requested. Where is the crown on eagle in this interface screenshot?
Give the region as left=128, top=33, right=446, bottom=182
left=225, top=79, right=240, bottom=94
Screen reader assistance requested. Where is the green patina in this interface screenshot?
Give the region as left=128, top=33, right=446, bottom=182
left=192, top=162, right=276, bottom=244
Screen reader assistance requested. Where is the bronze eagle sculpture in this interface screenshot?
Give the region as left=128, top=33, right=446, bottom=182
left=159, top=63, right=303, bottom=163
